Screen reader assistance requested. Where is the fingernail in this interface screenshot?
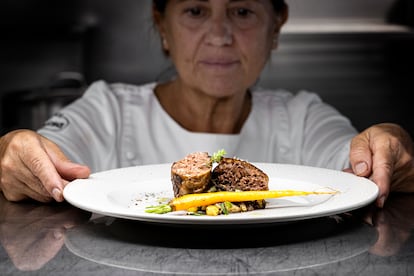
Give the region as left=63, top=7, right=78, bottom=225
left=355, top=162, right=368, bottom=175
left=52, top=188, right=62, bottom=201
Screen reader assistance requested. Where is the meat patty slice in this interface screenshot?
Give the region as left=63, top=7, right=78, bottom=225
left=171, top=152, right=212, bottom=197
left=211, top=157, right=269, bottom=211
left=211, top=157, right=269, bottom=192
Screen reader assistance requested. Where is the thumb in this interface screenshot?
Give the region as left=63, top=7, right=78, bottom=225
left=43, top=139, right=90, bottom=183
left=55, top=159, right=91, bottom=181
left=52, top=154, right=90, bottom=181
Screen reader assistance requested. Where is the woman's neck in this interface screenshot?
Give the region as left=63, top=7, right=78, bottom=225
left=155, top=80, right=251, bottom=134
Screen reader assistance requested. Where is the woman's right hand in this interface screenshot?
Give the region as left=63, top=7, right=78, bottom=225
left=0, top=130, right=90, bottom=202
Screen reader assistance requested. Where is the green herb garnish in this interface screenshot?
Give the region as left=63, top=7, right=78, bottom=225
left=211, top=149, right=227, bottom=163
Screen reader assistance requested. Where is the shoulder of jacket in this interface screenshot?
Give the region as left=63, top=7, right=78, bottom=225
left=84, top=80, right=156, bottom=100
left=253, top=87, right=322, bottom=104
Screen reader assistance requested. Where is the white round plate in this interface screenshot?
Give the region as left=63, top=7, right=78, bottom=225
left=63, top=163, right=378, bottom=225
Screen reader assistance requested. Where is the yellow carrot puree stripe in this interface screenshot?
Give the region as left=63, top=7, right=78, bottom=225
left=169, top=190, right=336, bottom=211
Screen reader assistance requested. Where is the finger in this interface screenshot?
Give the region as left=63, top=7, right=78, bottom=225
left=349, top=133, right=373, bottom=177
left=370, top=140, right=395, bottom=208
left=43, top=139, right=90, bottom=184
left=371, top=166, right=391, bottom=208
left=342, top=167, right=353, bottom=173
left=55, top=160, right=90, bottom=181
left=22, top=182, right=54, bottom=203
left=1, top=176, right=53, bottom=203
left=15, top=170, right=57, bottom=202
left=19, top=142, right=65, bottom=202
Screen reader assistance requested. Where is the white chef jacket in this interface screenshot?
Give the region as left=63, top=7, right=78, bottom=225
left=38, top=80, right=357, bottom=173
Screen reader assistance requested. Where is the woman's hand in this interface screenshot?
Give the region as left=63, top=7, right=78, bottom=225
left=0, top=129, right=90, bottom=202
left=349, top=123, right=414, bottom=208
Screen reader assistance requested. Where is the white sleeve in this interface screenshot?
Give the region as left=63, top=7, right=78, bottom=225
left=37, top=81, right=122, bottom=173
left=288, top=91, right=357, bottom=170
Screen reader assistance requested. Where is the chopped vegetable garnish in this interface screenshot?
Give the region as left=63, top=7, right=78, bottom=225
left=145, top=204, right=172, bottom=214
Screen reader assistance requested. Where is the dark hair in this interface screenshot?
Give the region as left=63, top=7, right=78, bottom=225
left=153, top=0, right=168, bottom=13
left=153, top=0, right=286, bottom=14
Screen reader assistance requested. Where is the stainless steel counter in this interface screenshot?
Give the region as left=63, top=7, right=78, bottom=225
left=1, top=192, right=414, bottom=275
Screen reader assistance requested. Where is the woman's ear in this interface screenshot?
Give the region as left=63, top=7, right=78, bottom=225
left=275, top=4, right=289, bottom=31
left=162, top=36, right=169, bottom=51
left=280, top=4, right=289, bottom=27
left=152, top=5, right=170, bottom=54
left=272, top=4, right=288, bottom=49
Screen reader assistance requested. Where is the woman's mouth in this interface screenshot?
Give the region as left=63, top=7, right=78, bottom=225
left=199, top=59, right=240, bottom=70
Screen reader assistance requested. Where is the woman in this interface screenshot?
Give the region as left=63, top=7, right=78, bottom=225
left=0, top=0, right=413, bottom=206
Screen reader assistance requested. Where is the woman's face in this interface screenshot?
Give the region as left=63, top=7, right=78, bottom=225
left=156, top=0, right=286, bottom=98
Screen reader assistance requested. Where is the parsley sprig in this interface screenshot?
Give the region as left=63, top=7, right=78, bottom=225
left=211, top=149, right=227, bottom=163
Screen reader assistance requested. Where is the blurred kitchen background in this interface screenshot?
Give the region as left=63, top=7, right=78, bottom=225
left=0, top=0, right=413, bottom=136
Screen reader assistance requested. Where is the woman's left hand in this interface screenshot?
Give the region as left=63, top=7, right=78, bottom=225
left=348, top=123, right=414, bottom=208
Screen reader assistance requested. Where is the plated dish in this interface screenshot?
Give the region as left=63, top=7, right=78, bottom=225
left=63, top=163, right=379, bottom=225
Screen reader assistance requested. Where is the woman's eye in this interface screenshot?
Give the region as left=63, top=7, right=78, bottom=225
left=232, top=8, right=253, bottom=18
left=229, top=6, right=259, bottom=29
left=184, top=7, right=204, bottom=17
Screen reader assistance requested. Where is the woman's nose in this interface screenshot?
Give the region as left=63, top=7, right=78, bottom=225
left=205, top=16, right=233, bottom=46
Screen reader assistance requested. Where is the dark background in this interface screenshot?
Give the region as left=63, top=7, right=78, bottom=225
left=0, top=0, right=413, bottom=136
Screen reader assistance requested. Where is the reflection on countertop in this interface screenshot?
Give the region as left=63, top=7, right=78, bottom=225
left=1, top=193, right=414, bottom=275
left=65, top=215, right=376, bottom=275
left=0, top=195, right=91, bottom=272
